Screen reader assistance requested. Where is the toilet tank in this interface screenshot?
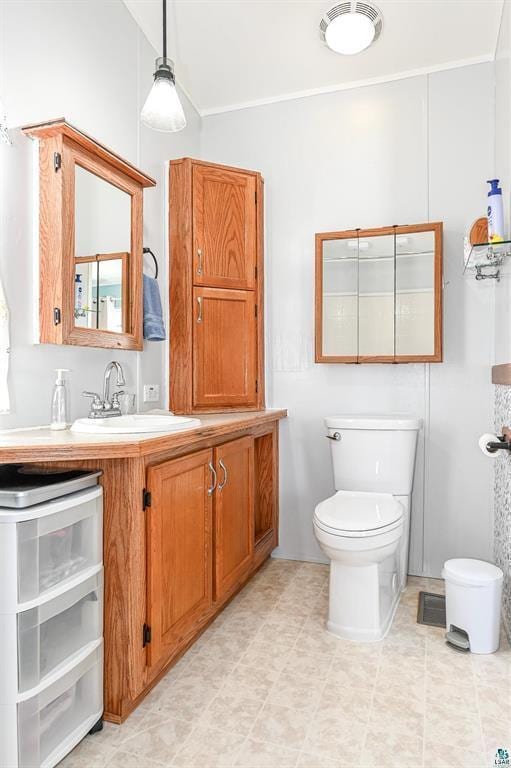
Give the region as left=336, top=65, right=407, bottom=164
left=325, top=415, right=420, bottom=495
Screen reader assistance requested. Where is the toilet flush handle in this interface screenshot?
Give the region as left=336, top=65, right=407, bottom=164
left=326, top=432, right=341, bottom=441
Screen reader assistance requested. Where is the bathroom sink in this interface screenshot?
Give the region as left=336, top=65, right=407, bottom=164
left=71, top=414, right=201, bottom=435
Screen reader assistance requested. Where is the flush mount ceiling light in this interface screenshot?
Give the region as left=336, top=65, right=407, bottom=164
left=320, top=2, right=383, bottom=55
left=141, top=0, right=186, bottom=132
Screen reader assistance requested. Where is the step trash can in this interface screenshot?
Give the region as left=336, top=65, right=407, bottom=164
left=442, top=558, right=503, bottom=654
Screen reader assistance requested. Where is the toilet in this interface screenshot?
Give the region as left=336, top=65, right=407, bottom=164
left=314, top=414, right=420, bottom=642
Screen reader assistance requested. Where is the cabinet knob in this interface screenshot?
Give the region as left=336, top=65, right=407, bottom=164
left=197, top=296, right=203, bottom=323
left=197, top=248, right=203, bottom=276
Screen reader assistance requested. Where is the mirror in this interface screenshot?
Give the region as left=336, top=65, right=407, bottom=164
left=74, top=166, right=131, bottom=334
left=22, top=119, right=156, bottom=350
left=316, top=223, right=442, bottom=363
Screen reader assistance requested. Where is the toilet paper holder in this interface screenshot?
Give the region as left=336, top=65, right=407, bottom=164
left=487, top=426, right=511, bottom=453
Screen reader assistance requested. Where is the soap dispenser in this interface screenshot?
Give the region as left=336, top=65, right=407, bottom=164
left=50, top=369, right=71, bottom=430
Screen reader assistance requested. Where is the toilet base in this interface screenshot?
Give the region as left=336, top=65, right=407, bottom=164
left=326, top=549, right=402, bottom=642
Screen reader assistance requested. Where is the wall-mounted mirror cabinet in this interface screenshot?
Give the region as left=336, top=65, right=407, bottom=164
left=315, top=223, right=443, bottom=363
left=22, top=119, right=156, bottom=350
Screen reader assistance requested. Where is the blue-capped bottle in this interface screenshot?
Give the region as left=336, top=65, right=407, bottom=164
left=487, top=179, right=505, bottom=243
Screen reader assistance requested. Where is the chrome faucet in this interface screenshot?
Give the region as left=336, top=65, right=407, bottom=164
left=82, top=361, right=126, bottom=419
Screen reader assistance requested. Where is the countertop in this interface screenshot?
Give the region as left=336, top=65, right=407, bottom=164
left=0, top=410, right=287, bottom=463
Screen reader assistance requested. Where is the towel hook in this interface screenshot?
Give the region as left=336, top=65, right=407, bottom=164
left=143, top=247, right=159, bottom=280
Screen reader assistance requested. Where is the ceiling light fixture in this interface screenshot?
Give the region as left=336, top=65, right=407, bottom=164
left=320, top=2, right=383, bottom=55
left=141, top=0, right=186, bottom=133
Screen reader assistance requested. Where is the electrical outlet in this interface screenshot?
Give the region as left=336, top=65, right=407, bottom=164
left=143, top=384, right=160, bottom=403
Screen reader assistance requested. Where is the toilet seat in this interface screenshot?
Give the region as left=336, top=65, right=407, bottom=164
left=314, top=491, right=402, bottom=538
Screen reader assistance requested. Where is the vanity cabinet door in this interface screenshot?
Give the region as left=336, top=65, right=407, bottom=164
left=145, top=450, right=213, bottom=669
left=213, top=437, right=255, bottom=601
left=193, top=287, right=257, bottom=408
left=192, top=164, right=256, bottom=290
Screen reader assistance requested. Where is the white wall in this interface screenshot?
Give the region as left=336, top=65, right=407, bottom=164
left=0, top=0, right=200, bottom=428
left=201, top=64, right=496, bottom=576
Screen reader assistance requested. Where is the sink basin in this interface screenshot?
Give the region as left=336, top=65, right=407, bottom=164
left=71, top=414, right=201, bottom=435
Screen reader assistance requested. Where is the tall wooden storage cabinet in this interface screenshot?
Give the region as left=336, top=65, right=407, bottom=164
left=169, top=159, right=265, bottom=413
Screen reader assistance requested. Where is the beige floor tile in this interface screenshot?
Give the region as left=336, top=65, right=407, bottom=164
left=296, top=752, right=353, bottom=768
left=233, top=738, right=300, bottom=767
left=295, top=617, right=344, bottom=656
left=119, top=717, right=193, bottom=764
left=425, top=710, right=484, bottom=754
left=283, top=646, right=334, bottom=679
left=199, top=691, right=264, bottom=736
left=304, top=718, right=366, bottom=763
left=105, top=750, right=165, bottom=768
left=255, top=614, right=307, bottom=645
left=267, top=669, right=326, bottom=711
left=249, top=701, right=312, bottom=749
left=316, top=682, right=373, bottom=720
left=423, top=745, right=486, bottom=768
left=240, top=638, right=292, bottom=672
left=60, top=565, right=494, bottom=768
left=172, top=725, right=246, bottom=767
left=220, top=660, right=280, bottom=700
left=362, top=723, right=423, bottom=768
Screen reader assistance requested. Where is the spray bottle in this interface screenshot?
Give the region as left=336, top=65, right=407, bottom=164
left=487, top=179, right=505, bottom=243
left=50, top=369, right=71, bottom=430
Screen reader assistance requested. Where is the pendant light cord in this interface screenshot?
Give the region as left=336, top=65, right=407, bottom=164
left=162, top=0, right=167, bottom=58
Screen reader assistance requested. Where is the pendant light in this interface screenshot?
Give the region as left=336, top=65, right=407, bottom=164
left=141, top=0, right=186, bottom=133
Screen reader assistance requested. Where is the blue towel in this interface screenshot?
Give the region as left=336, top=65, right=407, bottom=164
left=143, top=274, right=166, bottom=341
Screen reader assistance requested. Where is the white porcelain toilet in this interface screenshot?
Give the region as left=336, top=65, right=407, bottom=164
left=314, top=415, right=420, bottom=642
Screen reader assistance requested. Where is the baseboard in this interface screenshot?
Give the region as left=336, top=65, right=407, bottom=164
left=271, top=551, right=329, bottom=565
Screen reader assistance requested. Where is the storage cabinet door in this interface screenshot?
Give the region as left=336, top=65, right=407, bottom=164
left=146, top=449, right=213, bottom=668
left=192, top=164, right=256, bottom=290
left=214, top=437, right=255, bottom=601
left=193, top=287, right=257, bottom=408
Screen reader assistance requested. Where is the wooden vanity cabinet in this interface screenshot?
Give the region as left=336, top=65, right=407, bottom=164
left=170, top=158, right=264, bottom=413
left=145, top=449, right=213, bottom=669
left=213, top=436, right=254, bottom=601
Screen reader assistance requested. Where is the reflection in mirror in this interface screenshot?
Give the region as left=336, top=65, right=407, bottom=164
left=358, top=234, right=394, bottom=357
left=322, top=238, right=358, bottom=357
left=395, top=231, right=435, bottom=356
left=75, top=256, right=127, bottom=333
left=74, top=166, right=131, bottom=334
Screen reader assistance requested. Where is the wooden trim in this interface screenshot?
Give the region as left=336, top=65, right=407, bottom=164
left=169, top=158, right=194, bottom=413
left=0, top=410, right=288, bottom=463
left=315, top=222, right=443, bottom=364
left=22, top=118, right=156, bottom=188
left=173, top=156, right=262, bottom=178
left=256, top=176, right=266, bottom=408
left=492, top=364, right=511, bottom=385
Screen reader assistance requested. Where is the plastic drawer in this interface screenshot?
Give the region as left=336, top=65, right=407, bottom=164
left=17, top=490, right=102, bottom=604
left=17, top=570, right=103, bottom=693
left=17, top=644, right=102, bottom=768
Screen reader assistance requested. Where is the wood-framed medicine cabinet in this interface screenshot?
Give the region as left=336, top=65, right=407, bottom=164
left=315, top=222, right=443, bottom=363
left=22, top=119, right=156, bottom=350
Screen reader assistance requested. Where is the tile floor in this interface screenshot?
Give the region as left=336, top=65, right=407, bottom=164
left=61, top=559, right=510, bottom=768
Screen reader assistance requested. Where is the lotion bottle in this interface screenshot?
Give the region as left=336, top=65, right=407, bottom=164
left=487, top=179, right=505, bottom=243
left=50, top=368, right=71, bottom=430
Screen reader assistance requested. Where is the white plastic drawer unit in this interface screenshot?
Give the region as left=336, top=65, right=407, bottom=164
left=17, top=570, right=103, bottom=693
left=0, top=486, right=103, bottom=612
left=18, top=643, right=103, bottom=768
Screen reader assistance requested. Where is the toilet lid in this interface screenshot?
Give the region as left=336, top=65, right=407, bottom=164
left=314, top=491, right=402, bottom=534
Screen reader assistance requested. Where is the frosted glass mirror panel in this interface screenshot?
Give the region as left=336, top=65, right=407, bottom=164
left=74, top=166, right=130, bottom=334
left=395, top=231, right=435, bottom=356
left=358, top=234, right=394, bottom=358
left=316, top=224, right=442, bottom=363
left=321, top=238, right=358, bottom=357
